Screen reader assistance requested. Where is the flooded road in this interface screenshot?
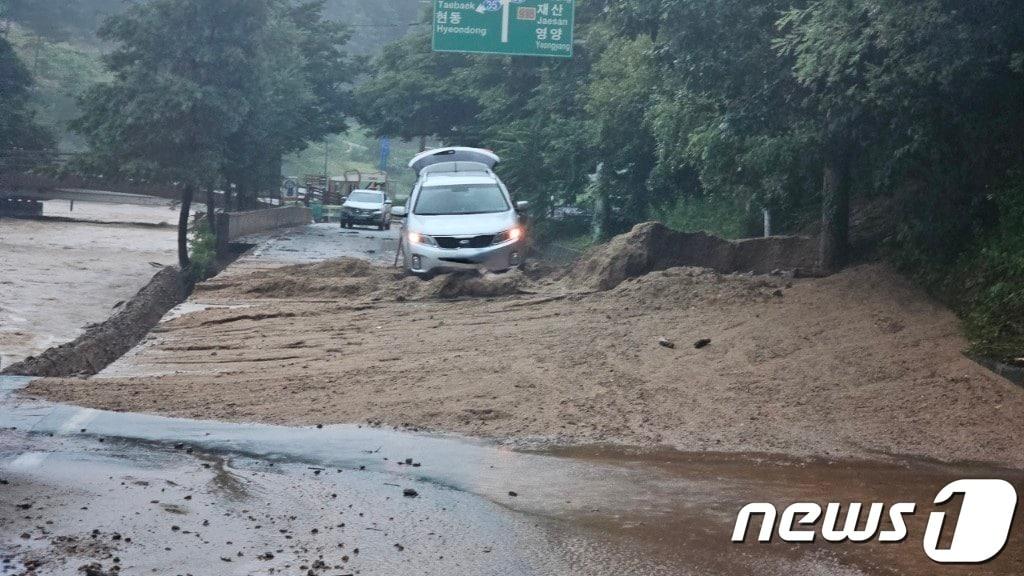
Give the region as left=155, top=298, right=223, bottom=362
left=0, top=213, right=177, bottom=370
left=2, top=377, right=1020, bottom=575
left=229, top=223, right=399, bottom=269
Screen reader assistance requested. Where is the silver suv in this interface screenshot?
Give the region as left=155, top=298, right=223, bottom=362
left=392, top=147, right=527, bottom=275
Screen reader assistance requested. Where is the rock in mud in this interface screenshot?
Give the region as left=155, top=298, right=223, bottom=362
left=78, top=563, right=113, bottom=576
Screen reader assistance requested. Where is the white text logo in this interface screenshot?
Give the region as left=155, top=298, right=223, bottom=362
left=732, top=479, right=1017, bottom=564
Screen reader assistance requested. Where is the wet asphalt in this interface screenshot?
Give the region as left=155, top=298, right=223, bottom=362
left=2, top=375, right=1022, bottom=575
left=235, top=223, right=400, bottom=267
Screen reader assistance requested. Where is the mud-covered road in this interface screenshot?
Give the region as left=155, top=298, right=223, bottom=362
left=31, top=223, right=1024, bottom=468
left=7, top=221, right=1024, bottom=574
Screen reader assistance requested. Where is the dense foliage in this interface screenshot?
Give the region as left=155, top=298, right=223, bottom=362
left=4, top=25, right=107, bottom=152
left=354, top=0, right=1024, bottom=360
left=0, top=34, right=55, bottom=165
left=71, top=0, right=356, bottom=269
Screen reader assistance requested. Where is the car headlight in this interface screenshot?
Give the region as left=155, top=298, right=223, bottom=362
left=492, top=227, right=523, bottom=245
left=408, top=231, right=437, bottom=246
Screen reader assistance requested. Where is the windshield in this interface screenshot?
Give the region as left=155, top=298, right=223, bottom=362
left=413, top=183, right=509, bottom=215
left=347, top=191, right=383, bottom=204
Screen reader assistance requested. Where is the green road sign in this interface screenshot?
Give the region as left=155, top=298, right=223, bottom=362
left=432, top=0, right=574, bottom=59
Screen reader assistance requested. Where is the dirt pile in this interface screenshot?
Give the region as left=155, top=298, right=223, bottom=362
left=608, top=266, right=791, bottom=308
left=568, top=222, right=818, bottom=291
left=197, top=257, right=533, bottom=302
left=429, top=270, right=531, bottom=299
left=198, top=258, right=395, bottom=300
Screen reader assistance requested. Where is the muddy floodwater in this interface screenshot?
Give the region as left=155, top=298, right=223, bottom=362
left=0, top=209, right=177, bottom=369
left=1, top=378, right=1020, bottom=576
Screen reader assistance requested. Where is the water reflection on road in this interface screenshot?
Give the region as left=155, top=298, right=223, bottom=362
left=1, top=377, right=1021, bottom=575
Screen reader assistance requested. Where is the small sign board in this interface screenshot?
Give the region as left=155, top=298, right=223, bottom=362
left=432, top=0, right=574, bottom=59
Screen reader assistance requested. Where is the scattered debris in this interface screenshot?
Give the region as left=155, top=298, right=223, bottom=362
left=78, top=563, right=113, bottom=576
left=658, top=338, right=675, bottom=349
left=694, top=339, right=712, bottom=349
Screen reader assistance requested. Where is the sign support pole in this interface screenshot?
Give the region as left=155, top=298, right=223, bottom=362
left=501, top=0, right=510, bottom=43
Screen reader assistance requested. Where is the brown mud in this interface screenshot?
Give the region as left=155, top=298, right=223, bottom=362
left=26, top=256, right=1024, bottom=468
left=566, top=221, right=818, bottom=290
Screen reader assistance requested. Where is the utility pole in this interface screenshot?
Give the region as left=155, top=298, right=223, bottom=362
left=323, top=138, right=329, bottom=183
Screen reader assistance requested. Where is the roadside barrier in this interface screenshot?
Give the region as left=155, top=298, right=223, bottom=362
left=215, top=206, right=312, bottom=257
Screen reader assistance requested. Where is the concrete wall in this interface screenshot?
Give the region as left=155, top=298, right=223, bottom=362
left=216, top=206, right=312, bottom=255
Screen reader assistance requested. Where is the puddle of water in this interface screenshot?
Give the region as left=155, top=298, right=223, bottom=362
left=0, top=376, right=32, bottom=395
left=2, top=377, right=1021, bottom=575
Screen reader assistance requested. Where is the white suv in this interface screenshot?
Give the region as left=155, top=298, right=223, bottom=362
left=392, top=147, right=527, bottom=275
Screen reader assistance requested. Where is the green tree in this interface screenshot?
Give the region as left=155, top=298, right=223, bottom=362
left=222, top=0, right=358, bottom=209
left=353, top=31, right=478, bottom=148
left=585, top=34, right=658, bottom=239
left=0, top=35, right=55, bottom=166
left=73, top=0, right=262, bottom=269
left=622, top=0, right=819, bottom=241
left=777, top=0, right=1024, bottom=269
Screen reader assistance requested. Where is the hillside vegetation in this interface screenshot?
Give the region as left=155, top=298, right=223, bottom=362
left=2, top=0, right=422, bottom=153
left=353, top=0, right=1024, bottom=363
left=5, top=24, right=106, bottom=151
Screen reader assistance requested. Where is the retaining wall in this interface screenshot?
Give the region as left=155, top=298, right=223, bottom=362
left=215, top=206, right=312, bottom=256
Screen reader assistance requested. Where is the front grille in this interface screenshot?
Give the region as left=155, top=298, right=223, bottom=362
left=434, top=235, right=494, bottom=249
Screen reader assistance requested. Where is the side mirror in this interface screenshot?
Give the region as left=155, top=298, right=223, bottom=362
left=391, top=206, right=408, bottom=218
left=515, top=201, right=530, bottom=212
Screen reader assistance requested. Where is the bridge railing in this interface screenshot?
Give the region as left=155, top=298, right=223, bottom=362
left=0, top=150, right=183, bottom=201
